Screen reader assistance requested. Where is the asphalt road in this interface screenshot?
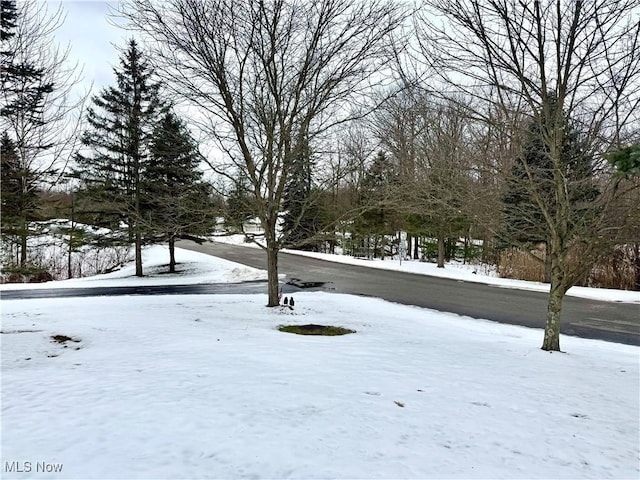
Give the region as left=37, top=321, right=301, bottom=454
left=0, top=281, right=300, bottom=300
left=1, top=240, right=637, bottom=346
left=176, top=240, right=639, bottom=346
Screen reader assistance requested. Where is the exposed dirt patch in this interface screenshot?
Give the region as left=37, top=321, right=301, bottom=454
left=278, top=324, right=355, bottom=336
left=51, top=334, right=81, bottom=344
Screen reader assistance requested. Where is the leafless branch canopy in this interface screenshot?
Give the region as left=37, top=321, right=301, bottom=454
left=419, top=0, right=640, bottom=148
left=119, top=0, right=404, bottom=229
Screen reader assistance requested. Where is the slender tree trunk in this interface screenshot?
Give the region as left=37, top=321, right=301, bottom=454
left=542, top=283, right=564, bottom=351
left=135, top=226, right=143, bottom=277
left=634, top=243, right=640, bottom=291
left=67, top=233, right=73, bottom=279
left=437, top=235, right=445, bottom=268
left=481, top=236, right=489, bottom=263
left=20, top=227, right=27, bottom=267
left=266, top=242, right=279, bottom=307
left=541, top=247, right=568, bottom=351
left=169, top=236, right=176, bottom=273
left=68, top=201, right=75, bottom=279
left=134, top=154, right=143, bottom=277
left=463, top=234, right=469, bottom=265
left=414, top=236, right=419, bottom=260
left=407, top=235, right=412, bottom=259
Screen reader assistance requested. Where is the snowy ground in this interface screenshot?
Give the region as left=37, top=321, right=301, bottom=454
left=0, top=245, right=267, bottom=290
left=213, top=234, right=640, bottom=304
left=1, top=249, right=639, bottom=479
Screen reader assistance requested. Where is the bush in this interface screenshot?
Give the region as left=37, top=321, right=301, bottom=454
left=497, top=245, right=638, bottom=290
left=497, top=247, right=546, bottom=282
left=421, top=240, right=438, bottom=262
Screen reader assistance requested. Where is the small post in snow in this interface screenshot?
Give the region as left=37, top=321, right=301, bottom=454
left=399, top=231, right=407, bottom=266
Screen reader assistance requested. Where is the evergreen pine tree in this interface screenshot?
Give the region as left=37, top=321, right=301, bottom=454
left=354, top=150, right=397, bottom=258
left=0, top=0, right=17, bottom=43
left=1, top=0, right=54, bottom=268
left=501, top=97, right=598, bottom=281
left=1, top=0, right=53, bottom=127
left=606, top=144, right=640, bottom=176
left=75, top=39, right=165, bottom=277
left=144, top=111, right=216, bottom=272
left=281, top=140, right=320, bottom=250
left=0, top=132, right=40, bottom=267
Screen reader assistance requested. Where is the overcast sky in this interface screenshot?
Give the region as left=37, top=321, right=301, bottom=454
left=53, top=1, right=129, bottom=95
left=50, top=1, right=221, bottom=170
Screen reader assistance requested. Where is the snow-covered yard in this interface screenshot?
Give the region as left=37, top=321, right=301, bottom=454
left=1, top=246, right=639, bottom=479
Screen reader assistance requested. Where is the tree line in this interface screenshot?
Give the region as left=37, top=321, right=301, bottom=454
left=1, top=0, right=638, bottom=352
left=2, top=0, right=218, bottom=277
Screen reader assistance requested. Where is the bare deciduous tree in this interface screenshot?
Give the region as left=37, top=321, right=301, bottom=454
left=373, top=89, right=477, bottom=266
left=417, top=0, right=640, bottom=350
left=119, top=0, right=405, bottom=306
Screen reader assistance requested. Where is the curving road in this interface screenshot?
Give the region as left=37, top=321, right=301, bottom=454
left=177, top=240, right=639, bottom=346
left=1, top=240, right=637, bottom=346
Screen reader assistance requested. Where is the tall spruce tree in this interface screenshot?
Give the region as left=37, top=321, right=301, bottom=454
left=501, top=98, right=599, bottom=282
left=354, top=150, right=398, bottom=258
left=281, top=140, right=320, bottom=251
left=75, top=39, right=164, bottom=276
left=144, top=111, right=216, bottom=272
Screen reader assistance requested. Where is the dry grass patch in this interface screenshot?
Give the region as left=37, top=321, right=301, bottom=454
left=278, top=324, right=355, bottom=336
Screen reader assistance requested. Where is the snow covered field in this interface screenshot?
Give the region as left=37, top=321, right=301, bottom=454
left=1, top=248, right=639, bottom=479
left=0, top=245, right=267, bottom=290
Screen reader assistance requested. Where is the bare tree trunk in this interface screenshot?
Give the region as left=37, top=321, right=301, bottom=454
left=463, top=234, right=469, bottom=265
left=68, top=200, right=75, bottom=279
left=542, top=246, right=568, bottom=351
left=135, top=227, right=143, bottom=277
left=542, top=285, right=563, bottom=351
left=481, top=236, right=490, bottom=263
left=542, top=285, right=564, bottom=351
left=414, top=237, right=419, bottom=260
left=20, top=227, right=27, bottom=267
left=169, top=236, right=176, bottom=273
left=634, top=243, right=640, bottom=291
left=407, top=235, right=412, bottom=259
left=266, top=243, right=279, bottom=307
left=437, top=235, right=445, bottom=268
left=67, top=235, right=73, bottom=279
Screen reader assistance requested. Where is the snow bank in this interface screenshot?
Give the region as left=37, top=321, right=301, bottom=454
left=0, top=244, right=267, bottom=290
